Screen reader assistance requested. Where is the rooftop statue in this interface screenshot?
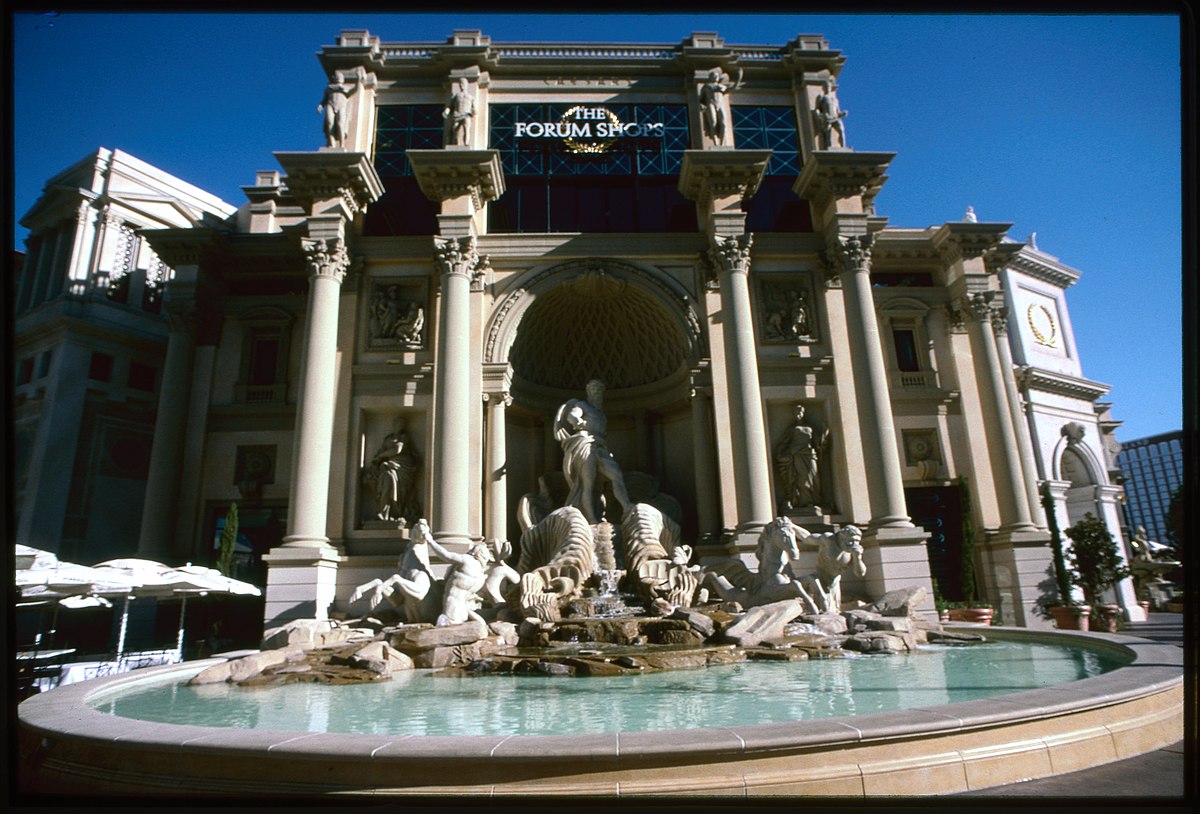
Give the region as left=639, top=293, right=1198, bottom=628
left=699, top=67, right=742, bottom=146
left=814, top=78, right=848, bottom=150
left=443, top=76, right=476, bottom=147
left=554, top=379, right=632, bottom=524
left=318, top=68, right=362, bottom=149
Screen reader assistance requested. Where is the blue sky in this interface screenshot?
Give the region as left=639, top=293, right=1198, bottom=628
left=11, top=11, right=1183, bottom=441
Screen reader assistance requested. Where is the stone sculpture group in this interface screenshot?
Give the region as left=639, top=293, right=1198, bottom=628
left=351, top=381, right=866, bottom=628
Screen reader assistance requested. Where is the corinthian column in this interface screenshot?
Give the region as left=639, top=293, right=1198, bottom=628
left=835, top=233, right=912, bottom=528
left=965, top=291, right=1036, bottom=532
left=431, top=236, right=485, bottom=546
left=710, top=233, right=774, bottom=537
left=991, top=304, right=1048, bottom=528
left=137, top=300, right=198, bottom=559
left=283, top=236, right=349, bottom=549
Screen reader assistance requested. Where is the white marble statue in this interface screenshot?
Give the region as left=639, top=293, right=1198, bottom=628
left=349, top=518, right=440, bottom=622
left=554, top=379, right=632, bottom=523
left=705, top=517, right=864, bottom=612
left=1130, top=526, right=1173, bottom=561
left=621, top=503, right=700, bottom=607
left=516, top=505, right=596, bottom=616
left=424, top=536, right=493, bottom=626
left=443, top=76, right=475, bottom=147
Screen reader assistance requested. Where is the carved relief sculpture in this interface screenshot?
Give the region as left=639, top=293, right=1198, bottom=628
left=775, top=404, right=829, bottom=513
left=760, top=279, right=816, bottom=343
left=443, top=76, right=476, bottom=147
left=365, top=417, right=421, bottom=524
left=368, top=284, right=425, bottom=346
left=814, top=77, right=848, bottom=149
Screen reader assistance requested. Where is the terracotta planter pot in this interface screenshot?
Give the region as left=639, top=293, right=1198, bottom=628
left=1049, top=605, right=1091, bottom=631
left=946, top=608, right=993, bottom=625
left=1094, top=604, right=1122, bottom=633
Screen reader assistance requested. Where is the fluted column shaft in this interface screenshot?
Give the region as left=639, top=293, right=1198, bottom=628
left=836, top=234, right=911, bottom=527
left=966, top=292, right=1036, bottom=532
left=284, top=237, right=348, bottom=548
left=711, top=234, right=774, bottom=532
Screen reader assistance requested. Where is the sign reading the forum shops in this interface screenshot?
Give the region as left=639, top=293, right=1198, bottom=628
left=513, top=106, right=664, bottom=154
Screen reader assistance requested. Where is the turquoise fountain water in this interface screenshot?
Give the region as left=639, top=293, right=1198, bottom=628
left=88, top=639, right=1126, bottom=737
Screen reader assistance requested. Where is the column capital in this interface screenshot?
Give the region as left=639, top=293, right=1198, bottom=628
left=433, top=235, right=488, bottom=283
left=962, top=290, right=1002, bottom=324
left=482, top=391, right=513, bottom=408
left=707, top=232, right=753, bottom=275
left=830, top=232, right=875, bottom=274
left=302, top=236, right=349, bottom=283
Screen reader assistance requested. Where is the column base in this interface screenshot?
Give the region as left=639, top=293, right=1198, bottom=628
left=261, top=544, right=343, bottom=628
left=859, top=526, right=937, bottom=621
left=980, top=529, right=1055, bottom=629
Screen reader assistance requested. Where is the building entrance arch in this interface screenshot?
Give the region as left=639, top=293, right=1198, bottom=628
left=484, top=259, right=705, bottom=540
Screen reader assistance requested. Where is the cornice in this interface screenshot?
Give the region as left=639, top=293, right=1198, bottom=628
left=1017, top=366, right=1111, bottom=401
left=273, top=151, right=385, bottom=214
left=1004, top=246, right=1081, bottom=289
left=793, top=151, right=894, bottom=211
left=677, top=149, right=771, bottom=203
left=406, top=149, right=506, bottom=207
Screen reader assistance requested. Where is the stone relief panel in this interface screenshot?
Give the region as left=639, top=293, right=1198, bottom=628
left=235, top=445, right=276, bottom=501
left=366, top=281, right=427, bottom=350
left=901, top=429, right=942, bottom=482
left=757, top=274, right=818, bottom=344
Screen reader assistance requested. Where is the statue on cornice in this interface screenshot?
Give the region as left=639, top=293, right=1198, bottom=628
left=814, top=78, right=848, bottom=150
left=443, top=76, right=476, bottom=147
left=319, top=68, right=361, bottom=149
left=700, top=67, right=742, bottom=146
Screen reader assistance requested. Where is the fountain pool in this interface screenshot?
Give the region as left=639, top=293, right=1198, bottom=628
left=88, top=639, right=1125, bottom=737
left=17, top=627, right=1183, bottom=797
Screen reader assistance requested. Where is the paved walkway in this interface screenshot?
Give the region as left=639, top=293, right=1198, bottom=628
left=956, top=613, right=1189, bottom=800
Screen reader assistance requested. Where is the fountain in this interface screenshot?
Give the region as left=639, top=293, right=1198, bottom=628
left=16, top=382, right=1184, bottom=797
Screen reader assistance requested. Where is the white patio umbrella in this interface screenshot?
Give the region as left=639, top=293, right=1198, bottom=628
left=92, top=559, right=261, bottom=661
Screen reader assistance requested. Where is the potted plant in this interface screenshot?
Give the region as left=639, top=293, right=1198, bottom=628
left=1065, top=513, right=1131, bottom=633
left=1041, top=483, right=1090, bottom=630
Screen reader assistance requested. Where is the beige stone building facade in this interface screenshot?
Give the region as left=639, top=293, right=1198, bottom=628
left=19, top=30, right=1139, bottom=630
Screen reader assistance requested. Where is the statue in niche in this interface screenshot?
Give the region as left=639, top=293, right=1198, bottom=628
left=366, top=417, right=421, bottom=524
left=443, top=76, right=476, bottom=147
left=814, top=78, right=848, bottom=150
left=775, top=404, right=829, bottom=513
left=761, top=281, right=814, bottom=342
left=699, top=67, right=742, bottom=146
left=554, top=378, right=632, bottom=524
left=369, top=285, right=424, bottom=346
left=319, top=68, right=361, bottom=149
